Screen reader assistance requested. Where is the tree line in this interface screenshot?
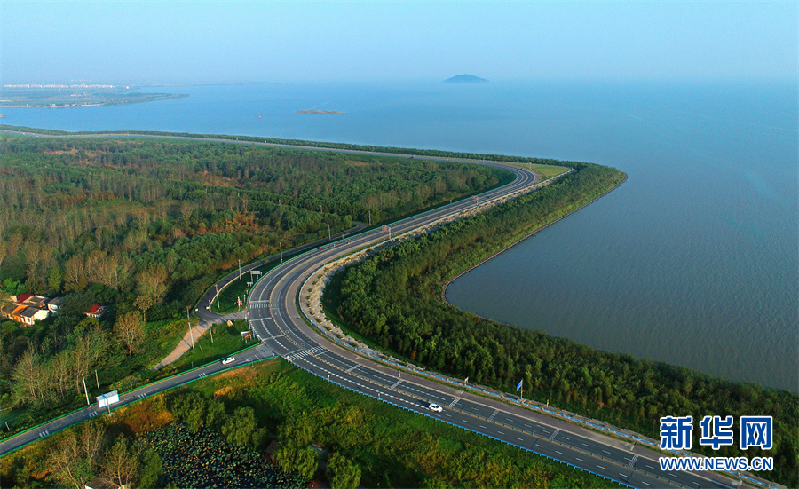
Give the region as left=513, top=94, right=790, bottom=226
left=0, top=135, right=508, bottom=429
left=328, top=162, right=799, bottom=487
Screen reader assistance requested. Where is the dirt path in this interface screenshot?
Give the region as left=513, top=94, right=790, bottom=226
left=152, top=310, right=247, bottom=370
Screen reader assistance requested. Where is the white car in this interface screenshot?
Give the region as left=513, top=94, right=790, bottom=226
left=221, top=357, right=235, bottom=365
left=429, top=403, right=443, bottom=413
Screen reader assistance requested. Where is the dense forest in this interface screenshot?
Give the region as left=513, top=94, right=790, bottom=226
left=0, top=134, right=509, bottom=429
left=327, top=162, right=799, bottom=487
left=1, top=359, right=617, bottom=488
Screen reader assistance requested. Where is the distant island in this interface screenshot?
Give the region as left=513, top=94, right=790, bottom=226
left=297, top=110, right=342, bottom=114
left=443, top=74, right=489, bottom=84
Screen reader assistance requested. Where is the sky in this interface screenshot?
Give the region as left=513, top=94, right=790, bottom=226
left=1, top=1, right=796, bottom=85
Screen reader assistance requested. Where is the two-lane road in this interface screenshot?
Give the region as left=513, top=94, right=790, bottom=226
left=0, top=344, right=275, bottom=457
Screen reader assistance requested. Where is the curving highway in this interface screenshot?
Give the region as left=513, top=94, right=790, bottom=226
left=0, top=130, right=761, bottom=487
left=246, top=161, right=741, bottom=489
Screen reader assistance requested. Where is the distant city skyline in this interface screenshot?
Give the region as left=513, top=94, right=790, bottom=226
left=1, top=1, right=796, bottom=85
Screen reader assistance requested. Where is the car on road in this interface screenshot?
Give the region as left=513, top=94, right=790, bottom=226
left=221, top=357, right=235, bottom=365
left=429, top=403, right=443, bottom=413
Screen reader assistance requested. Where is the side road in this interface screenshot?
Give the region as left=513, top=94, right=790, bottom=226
left=152, top=222, right=366, bottom=370
left=0, top=344, right=277, bottom=457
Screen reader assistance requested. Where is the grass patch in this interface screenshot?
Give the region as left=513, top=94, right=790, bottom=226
left=209, top=257, right=289, bottom=314
left=505, top=162, right=570, bottom=179
left=169, top=319, right=255, bottom=371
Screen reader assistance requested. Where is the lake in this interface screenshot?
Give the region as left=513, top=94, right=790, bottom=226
left=2, top=80, right=796, bottom=391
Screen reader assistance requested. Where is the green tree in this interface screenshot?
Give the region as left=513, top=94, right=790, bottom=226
left=221, top=406, right=264, bottom=447
left=274, top=442, right=317, bottom=479
left=138, top=449, right=162, bottom=489
left=326, top=453, right=361, bottom=489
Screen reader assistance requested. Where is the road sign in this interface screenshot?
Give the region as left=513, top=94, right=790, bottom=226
left=382, top=225, right=389, bottom=232
left=97, top=391, right=119, bottom=408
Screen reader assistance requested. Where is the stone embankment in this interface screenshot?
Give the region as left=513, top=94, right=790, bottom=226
left=300, top=169, right=571, bottom=352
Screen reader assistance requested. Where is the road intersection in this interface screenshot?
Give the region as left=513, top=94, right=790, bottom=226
left=0, top=133, right=763, bottom=488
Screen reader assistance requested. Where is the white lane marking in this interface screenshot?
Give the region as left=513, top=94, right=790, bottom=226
left=576, top=457, right=583, bottom=462
left=597, top=465, right=606, bottom=470
left=642, top=482, right=649, bottom=486
left=517, top=437, right=524, bottom=441
left=555, top=450, right=563, bottom=455
left=668, top=473, right=677, bottom=478
left=602, top=449, right=611, bottom=454
left=479, top=425, right=488, bottom=429
left=497, top=430, right=504, bottom=435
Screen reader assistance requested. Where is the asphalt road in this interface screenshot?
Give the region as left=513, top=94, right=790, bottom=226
left=0, top=343, right=274, bottom=457
left=246, top=163, right=741, bottom=489
left=0, top=131, right=763, bottom=488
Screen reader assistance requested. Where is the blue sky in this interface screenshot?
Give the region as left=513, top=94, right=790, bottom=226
left=1, top=1, right=796, bottom=84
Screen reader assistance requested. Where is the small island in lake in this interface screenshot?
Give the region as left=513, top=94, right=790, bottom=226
left=297, top=110, right=343, bottom=114
left=444, top=74, right=489, bottom=83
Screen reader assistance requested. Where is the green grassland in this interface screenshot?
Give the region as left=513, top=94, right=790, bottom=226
left=506, top=162, right=571, bottom=180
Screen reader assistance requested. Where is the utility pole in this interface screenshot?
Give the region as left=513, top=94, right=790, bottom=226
left=209, top=324, right=214, bottom=344
left=327, top=224, right=331, bottom=241
left=82, top=376, right=90, bottom=406
left=368, top=210, right=371, bottom=226
left=95, top=369, right=99, bottom=389
left=239, top=259, right=242, bottom=280
left=187, top=307, right=195, bottom=349
left=280, top=240, right=283, bottom=263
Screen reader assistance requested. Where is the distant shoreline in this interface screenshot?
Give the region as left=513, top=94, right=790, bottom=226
left=0, top=92, right=188, bottom=108
left=297, top=110, right=343, bottom=114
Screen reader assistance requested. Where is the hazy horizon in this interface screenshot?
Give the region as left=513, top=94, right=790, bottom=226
left=1, top=1, right=796, bottom=86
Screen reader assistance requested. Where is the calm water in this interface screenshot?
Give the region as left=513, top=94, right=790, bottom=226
left=2, top=81, right=796, bottom=391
